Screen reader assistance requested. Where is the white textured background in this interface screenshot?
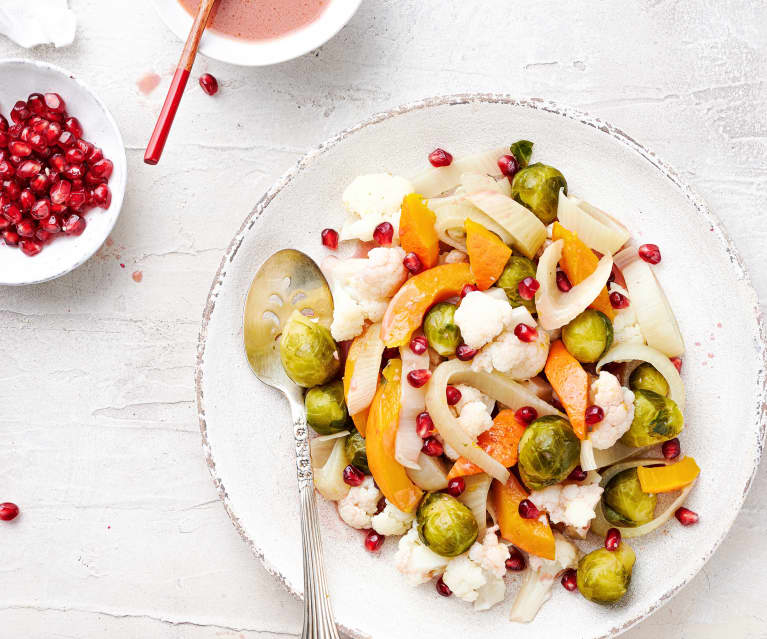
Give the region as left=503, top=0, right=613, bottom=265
left=0, top=0, right=765, bottom=637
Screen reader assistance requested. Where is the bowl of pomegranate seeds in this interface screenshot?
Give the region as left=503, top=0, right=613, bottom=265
left=0, top=59, right=126, bottom=285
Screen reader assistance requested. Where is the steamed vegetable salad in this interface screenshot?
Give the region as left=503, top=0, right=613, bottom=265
left=278, top=142, right=700, bottom=622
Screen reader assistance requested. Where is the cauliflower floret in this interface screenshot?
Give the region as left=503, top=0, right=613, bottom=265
left=528, top=532, right=579, bottom=577
left=471, top=306, right=550, bottom=379
left=339, top=174, right=413, bottom=243
left=395, top=524, right=450, bottom=585
left=453, top=384, right=496, bottom=415
left=323, top=247, right=408, bottom=341
left=448, top=384, right=494, bottom=441
left=609, top=283, right=644, bottom=346
left=528, top=482, right=604, bottom=531
left=371, top=500, right=414, bottom=536
left=468, top=526, right=510, bottom=578
left=588, top=371, right=635, bottom=449
left=337, top=476, right=381, bottom=530
left=454, top=290, right=515, bottom=349
left=440, top=249, right=469, bottom=264
left=442, top=555, right=487, bottom=603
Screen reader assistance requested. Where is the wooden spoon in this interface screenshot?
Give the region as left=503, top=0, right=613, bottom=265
left=144, top=0, right=219, bottom=165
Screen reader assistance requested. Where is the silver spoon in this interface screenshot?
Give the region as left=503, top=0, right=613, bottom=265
left=243, top=249, right=340, bottom=639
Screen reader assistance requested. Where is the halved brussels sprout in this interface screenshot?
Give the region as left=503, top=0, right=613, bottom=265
left=577, top=543, right=635, bottom=604
left=629, top=363, right=669, bottom=396
left=621, top=389, right=684, bottom=447
left=562, top=309, right=614, bottom=363
left=517, top=415, right=581, bottom=490
left=497, top=255, right=537, bottom=312
left=603, top=468, right=657, bottom=527
left=423, top=302, right=462, bottom=357
left=510, top=140, right=534, bottom=168
left=280, top=311, right=340, bottom=388
left=305, top=380, right=349, bottom=436
left=344, top=430, right=370, bottom=474
left=416, top=492, right=478, bottom=557
left=510, top=163, right=567, bottom=224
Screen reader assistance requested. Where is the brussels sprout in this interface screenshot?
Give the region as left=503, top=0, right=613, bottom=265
left=621, top=389, right=684, bottom=447
left=577, top=543, right=636, bottom=604
left=562, top=309, right=614, bottom=363
left=416, top=492, right=478, bottom=557
left=603, top=468, right=657, bottom=527
left=305, top=380, right=349, bottom=436
left=344, top=430, right=370, bottom=474
left=510, top=140, right=534, bottom=168
left=497, top=256, right=538, bottom=312
left=423, top=302, right=462, bottom=357
left=280, top=311, right=340, bottom=388
left=510, top=163, right=568, bottom=224
left=517, top=415, right=581, bottom=490
left=629, top=363, right=669, bottom=396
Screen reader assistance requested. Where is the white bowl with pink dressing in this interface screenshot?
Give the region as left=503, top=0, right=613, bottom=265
left=152, top=0, right=363, bottom=66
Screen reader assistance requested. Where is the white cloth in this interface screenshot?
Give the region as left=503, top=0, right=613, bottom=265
left=0, top=1, right=76, bottom=48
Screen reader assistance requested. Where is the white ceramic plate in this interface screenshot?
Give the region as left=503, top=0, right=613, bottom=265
left=196, top=96, right=766, bottom=639
left=152, top=0, right=362, bottom=66
left=0, top=59, right=127, bottom=286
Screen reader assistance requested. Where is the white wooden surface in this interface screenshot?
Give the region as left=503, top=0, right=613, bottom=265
left=0, top=0, right=765, bottom=637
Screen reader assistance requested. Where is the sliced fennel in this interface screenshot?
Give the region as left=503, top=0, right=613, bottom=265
left=406, top=453, right=450, bottom=491
left=460, top=172, right=512, bottom=197
left=432, top=199, right=514, bottom=251
left=345, top=322, right=385, bottom=415
left=310, top=431, right=351, bottom=501
left=581, top=438, right=652, bottom=471
left=614, top=247, right=684, bottom=357
left=456, top=473, right=493, bottom=537
left=535, top=239, right=613, bottom=330
left=412, top=147, right=506, bottom=197
left=591, top=458, right=697, bottom=538
left=556, top=189, right=630, bottom=255
left=396, top=343, right=430, bottom=470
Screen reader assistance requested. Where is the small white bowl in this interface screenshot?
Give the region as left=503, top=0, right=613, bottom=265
left=0, top=59, right=127, bottom=286
left=152, top=0, right=363, bottom=66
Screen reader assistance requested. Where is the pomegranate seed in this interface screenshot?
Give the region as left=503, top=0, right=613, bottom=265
left=44, top=92, right=66, bottom=113
left=49, top=154, right=67, bottom=174
left=518, top=499, right=540, bottom=520
left=416, top=412, right=434, bottom=439
left=62, top=213, right=86, bottom=236
left=27, top=92, right=45, bottom=114
left=445, top=385, right=462, bottom=406
left=320, top=228, right=338, bottom=249
left=0, top=161, right=15, bottom=179
left=68, top=190, right=87, bottom=211
left=2, top=229, right=19, bottom=246
left=3, top=204, right=22, bottom=223
left=514, top=323, right=538, bottom=343
left=9, top=141, right=31, bottom=157
left=64, top=165, right=84, bottom=181
left=445, top=477, right=465, bottom=497
left=65, top=148, right=85, bottom=164
left=515, top=406, right=538, bottom=425
left=20, top=239, right=42, bottom=256
left=403, top=251, right=423, bottom=274
left=421, top=437, right=444, bottom=457
left=428, top=148, right=453, bottom=167
left=364, top=530, right=385, bottom=552
left=90, top=158, right=113, bottom=179
left=57, top=130, right=76, bottom=149
left=605, top=527, right=621, bottom=551
left=11, top=101, right=30, bottom=124
left=35, top=228, right=51, bottom=243
left=675, top=507, right=699, bottom=526
left=199, top=73, right=219, bottom=96
left=455, top=344, right=477, bottom=361
left=8, top=154, right=23, bottom=166
left=556, top=270, right=572, bottom=292
left=585, top=405, right=604, bottom=425
left=40, top=214, right=61, bottom=233
left=0, top=132, right=8, bottom=149
left=671, top=357, right=683, bottom=373
left=85, top=170, right=106, bottom=186
left=4, top=180, right=21, bottom=200
left=17, top=160, right=42, bottom=180
left=86, top=145, right=103, bottom=164
left=0, top=502, right=19, bottom=521
left=19, top=189, right=34, bottom=211
left=43, top=122, right=61, bottom=145
left=77, top=139, right=94, bottom=156
left=517, top=276, right=540, bottom=300
left=435, top=576, right=452, bottom=597
left=460, top=283, right=478, bottom=298
left=50, top=201, right=68, bottom=214
left=343, top=464, right=365, bottom=487
left=409, top=335, right=428, bottom=355
left=16, top=218, right=36, bottom=237
left=505, top=547, right=526, bottom=571
left=373, top=221, right=394, bottom=245
left=609, top=291, right=630, bottom=309
left=28, top=133, right=47, bottom=153
left=638, top=243, right=662, bottom=264
left=0, top=115, right=7, bottom=132
left=8, top=123, right=23, bottom=140
left=567, top=466, right=587, bottom=482
left=497, top=154, right=519, bottom=178
left=0, top=217, right=8, bottom=231
left=64, top=116, right=83, bottom=138
left=29, top=174, right=49, bottom=194
left=93, top=184, right=111, bottom=209
left=561, top=569, right=578, bottom=591
left=407, top=368, right=431, bottom=388
left=31, top=117, right=49, bottom=134
left=50, top=180, right=71, bottom=205
left=662, top=438, right=681, bottom=460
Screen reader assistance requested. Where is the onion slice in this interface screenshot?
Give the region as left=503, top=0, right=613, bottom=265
left=535, top=240, right=613, bottom=330
left=412, top=147, right=506, bottom=197
left=556, top=190, right=630, bottom=255
left=432, top=199, right=514, bottom=251
left=614, top=247, right=684, bottom=357
left=467, top=191, right=547, bottom=259
left=345, top=322, right=385, bottom=415
left=597, top=342, right=685, bottom=410
left=457, top=473, right=493, bottom=537
left=406, top=453, right=450, bottom=491
left=591, top=458, right=698, bottom=538
left=396, top=343, right=430, bottom=469
left=310, top=431, right=352, bottom=501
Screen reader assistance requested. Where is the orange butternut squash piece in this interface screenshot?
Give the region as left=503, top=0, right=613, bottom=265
left=544, top=340, right=589, bottom=440
left=399, top=193, right=439, bottom=270
left=637, top=457, right=700, bottom=493
left=465, top=218, right=512, bottom=290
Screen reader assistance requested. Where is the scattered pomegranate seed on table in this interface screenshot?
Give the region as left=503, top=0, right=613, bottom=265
left=199, top=73, right=219, bottom=96
left=518, top=499, right=540, bottom=520
left=445, top=477, right=465, bottom=497
left=670, top=356, right=683, bottom=373
left=605, top=527, right=621, bottom=550
left=567, top=466, right=587, bottom=482
left=407, top=368, right=431, bottom=388
left=609, top=291, right=630, bottom=309
left=416, top=411, right=434, bottom=439
left=421, top=437, right=444, bottom=457
left=403, top=251, right=423, bottom=274
left=372, top=221, right=393, bottom=245
left=445, top=385, right=462, bottom=406
left=675, top=507, right=699, bottom=526
left=556, top=270, right=572, bottom=292
left=517, top=276, right=540, bottom=300
left=320, top=228, right=338, bottom=249
left=585, top=405, right=604, bottom=425
left=409, top=335, right=428, bottom=354
left=505, top=546, right=526, bottom=571
left=662, top=438, right=681, bottom=460
left=497, top=154, right=519, bottom=178
left=638, top=243, right=662, bottom=264
left=428, top=148, right=453, bottom=167
left=364, top=530, right=385, bottom=552
left=342, top=464, right=365, bottom=487
left=455, top=343, right=477, bottom=361
left=515, top=406, right=538, bottom=425
left=514, top=323, right=538, bottom=343
left=460, top=283, right=478, bottom=298
left=0, top=502, right=19, bottom=521
left=435, top=575, right=452, bottom=597
left=561, top=569, right=578, bottom=591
